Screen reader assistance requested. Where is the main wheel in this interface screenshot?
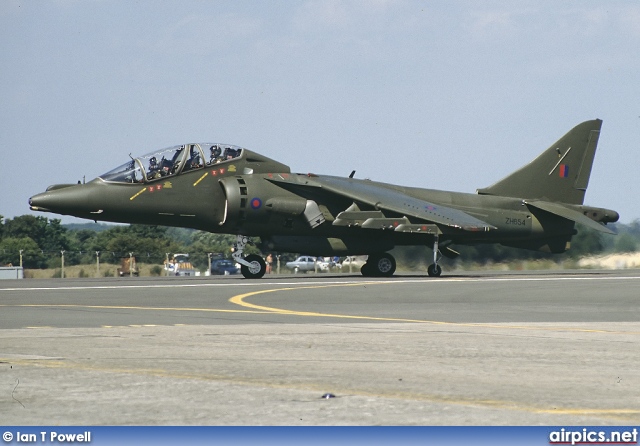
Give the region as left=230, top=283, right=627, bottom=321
left=360, top=262, right=374, bottom=277
left=240, top=254, right=266, bottom=279
left=427, top=263, right=442, bottom=277
left=362, top=253, right=396, bottom=277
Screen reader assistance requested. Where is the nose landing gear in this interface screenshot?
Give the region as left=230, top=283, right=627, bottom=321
left=232, top=235, right=266, bottom=279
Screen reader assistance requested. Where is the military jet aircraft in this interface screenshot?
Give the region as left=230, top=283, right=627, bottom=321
left=29, top=119, right=618, bottom=279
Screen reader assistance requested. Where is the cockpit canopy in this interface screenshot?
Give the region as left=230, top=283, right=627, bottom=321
left=99, top=144, right=244, bottom=183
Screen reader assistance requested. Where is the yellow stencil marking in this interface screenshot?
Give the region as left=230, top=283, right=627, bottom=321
left=129, top=188, right=147, bottom=201
left=193, top=172, right=208, bottom=187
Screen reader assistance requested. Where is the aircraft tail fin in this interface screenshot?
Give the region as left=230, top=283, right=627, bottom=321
left=477, top=119, right=602, bottom=205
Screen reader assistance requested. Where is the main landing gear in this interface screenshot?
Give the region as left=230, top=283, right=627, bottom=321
left=360, top=252, right=396, bottom=277
left=233, top=235, right=266, bottom=279
left=360, top=235, right=443, bottom=278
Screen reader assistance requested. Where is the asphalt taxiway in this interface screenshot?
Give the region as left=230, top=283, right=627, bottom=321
left=1, top=270, right=639, bottom=425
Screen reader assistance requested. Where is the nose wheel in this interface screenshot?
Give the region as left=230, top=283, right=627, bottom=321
left=240, top=254, right=267, bottom=279
left=232, top=235, right=267, bottom=279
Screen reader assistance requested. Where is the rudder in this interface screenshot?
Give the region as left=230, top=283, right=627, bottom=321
left=477, top=119, right=602, bottom=205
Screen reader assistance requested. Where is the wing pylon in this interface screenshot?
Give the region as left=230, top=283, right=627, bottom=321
left=333, top=206, right=441, bottom=234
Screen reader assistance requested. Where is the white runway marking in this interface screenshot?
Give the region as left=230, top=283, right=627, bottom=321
left=2, top=274, right=640, bottom=292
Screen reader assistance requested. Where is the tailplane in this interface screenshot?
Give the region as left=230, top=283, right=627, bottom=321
left=477, top=119, right=602, bottom=205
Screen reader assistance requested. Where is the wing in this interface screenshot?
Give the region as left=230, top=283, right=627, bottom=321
left=268, top=174, right=495, bottom=232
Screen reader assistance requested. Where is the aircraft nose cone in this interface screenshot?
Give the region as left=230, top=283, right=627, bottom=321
left=29, top=193, right=49, bottom=212
left=29, top=184, right=94, bottom=216
left=29, top=192, right=54, bottom=212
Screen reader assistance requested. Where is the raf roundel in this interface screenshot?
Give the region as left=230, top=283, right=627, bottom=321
left=250, top=197, right=262, bottom=210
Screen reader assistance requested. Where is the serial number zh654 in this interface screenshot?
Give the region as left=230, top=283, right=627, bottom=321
left=505, top=217, right=527, bottom=226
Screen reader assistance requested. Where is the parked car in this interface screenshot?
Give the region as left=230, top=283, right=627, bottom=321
left=211, top=259, right=239, bottom=275
left=285, top=256, right=329, bottom=273
left=339, top=256, right=368, bottom=272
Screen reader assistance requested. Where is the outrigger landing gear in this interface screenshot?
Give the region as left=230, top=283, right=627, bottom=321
left=232, top=235, right=266, bottom=279
left=428, top=234, right=442, bottom=277
left=361, top=252, right=396, bottom=277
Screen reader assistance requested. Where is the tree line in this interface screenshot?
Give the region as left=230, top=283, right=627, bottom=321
left=0, top=214, right=257, bottom=270
left=0, top=214, right=637, bottom=271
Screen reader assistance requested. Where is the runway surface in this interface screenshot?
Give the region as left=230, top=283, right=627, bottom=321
left=1, top=270, right=639, bottom=425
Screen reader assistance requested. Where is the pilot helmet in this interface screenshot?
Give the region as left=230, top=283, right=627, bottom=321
left=211, top=146, right=221, bottom=157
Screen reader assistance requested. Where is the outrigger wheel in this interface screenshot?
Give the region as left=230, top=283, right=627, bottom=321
left=427, top=263, right=442, bottom=277
left=428, top=234, right=443, bottom=277
left=361, top=253, right=396, bottom=277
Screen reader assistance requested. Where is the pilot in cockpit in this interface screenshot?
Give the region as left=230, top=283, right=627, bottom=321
left=223, top=147, right=237, bottom=160
left=159, top=156, right=173, bottom=176
left=148, top=157, right=162, bottom=180
left=209, top=145, right=222, bottom=164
